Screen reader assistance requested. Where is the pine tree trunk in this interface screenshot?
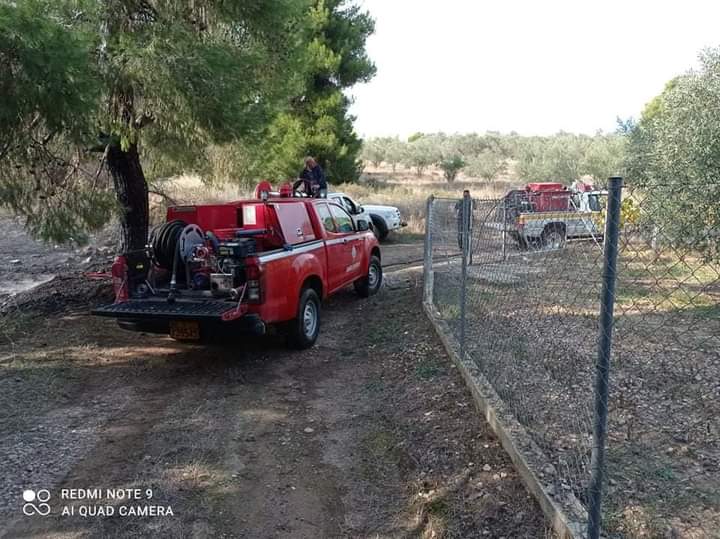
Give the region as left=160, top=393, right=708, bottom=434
left=107, top=142, right=149, bottom=254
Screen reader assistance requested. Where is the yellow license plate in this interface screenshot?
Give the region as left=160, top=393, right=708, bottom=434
left=169, top=320, right=200, bottom=341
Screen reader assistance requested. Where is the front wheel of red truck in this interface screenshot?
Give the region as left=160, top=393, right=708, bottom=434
left=287, top=287, right=321, bottom=349
left=354, top=255, right=383, bottom=298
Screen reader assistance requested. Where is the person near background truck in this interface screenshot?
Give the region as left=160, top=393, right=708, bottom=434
left=455, top=189, right=475, bottom=250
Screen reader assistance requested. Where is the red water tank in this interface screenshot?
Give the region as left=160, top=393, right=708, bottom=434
left=526, top=182, right=564, bottom=192
left=525, top=183, right=569, bottom=212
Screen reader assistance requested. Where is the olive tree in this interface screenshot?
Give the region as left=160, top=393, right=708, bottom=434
left=625, top=49, right=720, bottom=254
left=361, top=138, right=386, bottom=167
left=466, top=149, right=506, bottom=181
left=404, top=135, right=440, bottom=176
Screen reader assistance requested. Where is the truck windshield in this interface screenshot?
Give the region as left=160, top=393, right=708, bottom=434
left=342, top=197, right=356, bottom=214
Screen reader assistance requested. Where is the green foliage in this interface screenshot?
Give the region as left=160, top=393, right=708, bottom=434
left=466, top=149, right=506, bottom=181
left=0, top=0, right=311, bottom=243
left=383, top=137, right=407, bottom=173
left=104, top=0, right=310, bottom=172
left=361, top=131, right=622, bottom=184
left=432, top=135, right=467, bottom=182
left=0, top=1, right=98, bottom=145
left=438, top=155, right=465, bottom=182
left=0, top=0, right=111, bottom=242
left=625, top=48, right=720, bottom=255
left=514, top=133, right=625, bottom=184
left=361, top=138, right=386, bottom=167
left=259, top=0, right=376, bottom=184
left=404, top=135, right=440, bottom=176
left=361, top=136, right=405, bottom=172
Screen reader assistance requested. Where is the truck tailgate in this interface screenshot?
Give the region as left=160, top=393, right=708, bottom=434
left=92, top=298, right=238, bottom=320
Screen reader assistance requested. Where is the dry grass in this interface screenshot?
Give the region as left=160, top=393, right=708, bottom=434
left=338, top=164, right=519, bottom=234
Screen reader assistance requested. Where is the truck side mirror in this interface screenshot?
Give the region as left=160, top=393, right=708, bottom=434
left=357, top=205, right=364, bottom=214
left=357, top=220, right=369, bottom=231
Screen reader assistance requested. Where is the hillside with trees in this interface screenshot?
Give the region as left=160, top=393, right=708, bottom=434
left=361, top=131, right=626, bottom=186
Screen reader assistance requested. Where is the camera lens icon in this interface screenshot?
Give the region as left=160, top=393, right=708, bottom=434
left=22, top=489, right=51, bottom=516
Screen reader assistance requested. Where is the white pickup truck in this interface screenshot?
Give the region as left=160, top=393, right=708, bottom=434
left=328, top=192, right=406, bottom=241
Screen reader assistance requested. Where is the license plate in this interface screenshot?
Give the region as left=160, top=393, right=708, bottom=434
left=169, top=320, right=200, bottom=341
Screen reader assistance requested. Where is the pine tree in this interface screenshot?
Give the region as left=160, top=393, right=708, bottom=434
left=0, top=0, right=308, bottom=249
left=260, top=0, right=375, bottom=184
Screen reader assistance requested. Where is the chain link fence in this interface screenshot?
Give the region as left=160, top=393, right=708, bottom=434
left=423, top=179, right=719, bottom=538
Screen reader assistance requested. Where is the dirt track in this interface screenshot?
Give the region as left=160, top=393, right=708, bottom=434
left=0, top=234, right=547, bottom=538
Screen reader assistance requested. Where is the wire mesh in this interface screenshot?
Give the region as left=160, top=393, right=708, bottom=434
left=607, top=179, right=720, bottom=537
left=424, top=180, right=720, bottom=537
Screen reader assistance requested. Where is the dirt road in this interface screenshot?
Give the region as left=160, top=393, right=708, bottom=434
left=0, top=234, right=547, bottom=538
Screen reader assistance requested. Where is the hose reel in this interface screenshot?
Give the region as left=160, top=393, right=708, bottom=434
left=150, top=221, right=205, bottom=266
left=149, top=220, right=186, bottom=270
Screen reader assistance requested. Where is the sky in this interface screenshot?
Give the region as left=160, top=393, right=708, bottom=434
left=348, top=0, right=720, bottom=138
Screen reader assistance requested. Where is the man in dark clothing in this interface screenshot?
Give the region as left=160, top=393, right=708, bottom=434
left=455, top=190, right=475, bottom=252
left=295, top=157, right=327, bottom=198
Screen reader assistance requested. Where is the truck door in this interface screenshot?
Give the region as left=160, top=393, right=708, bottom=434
left=328, top=203, right=365, bottom=285
left=316, top=202, right=361, bottom=291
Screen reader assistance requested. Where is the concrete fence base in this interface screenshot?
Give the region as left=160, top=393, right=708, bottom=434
left=423, top=301, right=587, bottom=539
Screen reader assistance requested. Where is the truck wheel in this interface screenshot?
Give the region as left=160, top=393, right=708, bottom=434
left=287, top=287, right=321, bottom=349
left=542, top=225, right=566, bottom=250
left=370, top=215, right=389, bottom=241
left=354, top=255, right=383, bottom=297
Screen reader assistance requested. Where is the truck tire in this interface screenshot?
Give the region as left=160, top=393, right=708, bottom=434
left=354, top=255, right=383, bottom=297
left=542, top=225, right=566, bottom=250
left=287, top=287, right=321, bottom=349
left=370, top=215, right=389, bottom=241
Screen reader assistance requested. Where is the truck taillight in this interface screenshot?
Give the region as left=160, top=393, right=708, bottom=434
left=245, top=260, right=262, bottom=303
left=245, top=264, right=261, bottom=280
left=111, top=256, right=129, bottom=303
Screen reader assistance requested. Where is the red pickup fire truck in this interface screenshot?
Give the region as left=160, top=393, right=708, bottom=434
left=93, top=187, right=382, bottom=348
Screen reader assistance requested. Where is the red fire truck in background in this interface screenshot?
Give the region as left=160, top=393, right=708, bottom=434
left=503, top=181, right=606, bottom=249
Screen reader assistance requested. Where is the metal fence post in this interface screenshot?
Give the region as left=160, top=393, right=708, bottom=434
left=459, top=191, right=471, bottom=359
left=587, top=176, right=623, bottom=539
left=423, top=195, right=435, bottom=305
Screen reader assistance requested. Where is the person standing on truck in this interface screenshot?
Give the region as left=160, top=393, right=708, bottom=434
left=295, top=157, right=327, bottom=198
